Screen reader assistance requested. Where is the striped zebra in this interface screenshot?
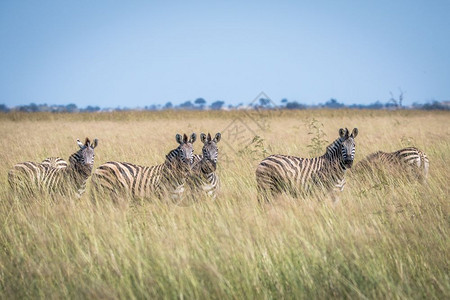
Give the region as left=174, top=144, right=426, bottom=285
left=256, top=128, right=358, bottom=203
left=91, top=133, right=196, bottom=202
left=354, top=147, right=429, bottom=181
left=41, top=157, right=68, bottom=169
left=8, top=138, right=98, bottom=198
left=188, top=133, right=221, bottom=199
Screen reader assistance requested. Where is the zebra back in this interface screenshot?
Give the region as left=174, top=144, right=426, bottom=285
left=41, top=157, right=68, bottom=169
left=9, top=161, right=57, bottom=195
left=91, top=161, right=173, bottom=199
left=355, top=147, right=429, bottom=180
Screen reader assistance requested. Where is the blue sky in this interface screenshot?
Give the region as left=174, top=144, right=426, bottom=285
left=1, top=0, right=449, bottom=107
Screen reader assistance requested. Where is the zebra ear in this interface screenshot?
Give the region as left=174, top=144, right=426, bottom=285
left=189, top=132, right=197, bottom=144
left=351, top=128, right=358, bottom=138
left=176, top=134, right=183, bottom=144
left=92, top=138, right=99, bottom=148
left=339, top=128, right=346, bottom=138
left=213, top=133, right=221, bottom=143
left=77, top=139, right=84, bottom=148
left=189, top=133, right=197, bottom=143
left=345, top=128, right=350, bottom=138
left=200, top=133, right=207, bottom=143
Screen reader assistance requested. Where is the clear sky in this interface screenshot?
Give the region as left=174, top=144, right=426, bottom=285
left=1, top=0, right=449, bottom=107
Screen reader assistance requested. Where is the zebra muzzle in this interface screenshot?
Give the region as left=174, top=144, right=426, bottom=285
left=344, top=160, right=354, bottom=168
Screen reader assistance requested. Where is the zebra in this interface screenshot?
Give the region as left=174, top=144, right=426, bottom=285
left=188, top=132, right=221, bottom=199
left=8, top=138, right=98, bottom=198
left=255, top=128, right=358, bottom=203
left=354, top=147, right=429, bottom=181
left=41, top=157, right=68, bottom=169
left=91, top=133, right=197, bottom=202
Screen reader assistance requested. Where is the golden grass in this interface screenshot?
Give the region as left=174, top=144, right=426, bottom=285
left=0, top=110, right=449, bottom=298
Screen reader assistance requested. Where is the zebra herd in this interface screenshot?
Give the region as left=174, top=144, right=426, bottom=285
left=8, top=128, right=429, bottom=204
left=90, top=133, right=221, bottom=203
left=8, top=133, right=222, bottom=203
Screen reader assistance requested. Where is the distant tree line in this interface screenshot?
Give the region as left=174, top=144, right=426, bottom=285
left=1, top=97, right=449, bottom=113
left=0, top=103, right=101, bottom=113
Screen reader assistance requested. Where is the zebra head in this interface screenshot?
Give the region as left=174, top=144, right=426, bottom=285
left=73, top=138, right=98, bottom=173
left=199, top=132, right=221, bottom=170
left=175, top=133, right=197, bottom=169
left=339, top=128, right=358, bottom=168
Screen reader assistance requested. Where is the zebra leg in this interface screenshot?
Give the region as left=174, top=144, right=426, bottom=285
left=330, top=191, right=340, bottom=205
left=255, top=173, right=284, bottom=204
left=256, top=188, right=267, bottom=204
left=90, top=179, right=123, bottom=206
left=8, top=170, right=37, bottom=198
left=256, top=185, right=280, bottom=204
left=89, top=182, right=105, bottom=207
left=421, top=155, right=430, bottom=181
left=171, top=184, right=186, bottom=206
left=288, top=187, right=301, bottom=199
left=416, top=155, right=429, bottom=183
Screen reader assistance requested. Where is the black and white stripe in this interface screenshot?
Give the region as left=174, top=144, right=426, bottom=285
left=91, top=133, right=196, bottom=201
left=188, top=133, right=221, bottom=199
left=9, top=138, right=98, bottom=198
left=256, top=128, right=358, bottom=202
left=41, top=157, right=68, bottom=169
left=354, top=147, right=429, bottom=181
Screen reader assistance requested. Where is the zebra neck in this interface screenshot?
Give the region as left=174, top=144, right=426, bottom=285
left=324, top=137, right=347, bottom=173
left=164, top=148, right=188, bottom=178
left=165, top=148, right=179, bottom=162
left=66, top=153, right=92, bottom=189
left=162, top=162, right=186, bottom=187
left=363, top=151, right=387, bottom=164
left=163, top=158, right=186, bottom=177
left=199, top=158, right=216, bottom=175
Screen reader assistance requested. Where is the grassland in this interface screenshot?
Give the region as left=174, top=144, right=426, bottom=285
left=0, top=110, right=449, bottom=299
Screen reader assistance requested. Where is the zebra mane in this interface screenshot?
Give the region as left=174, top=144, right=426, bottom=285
left=165, top=148, right=180, bottom=163
left=366, top=151, right=385, bottom=160
left=69, top=149, right=87, bottom=169
left=325, top=137, right=344, bottom=156
left=69, top=142, right=94, bottom=172
left=354, top=151, right=382, bottom=169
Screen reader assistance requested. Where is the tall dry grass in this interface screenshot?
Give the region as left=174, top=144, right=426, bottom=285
left=0, top=110, right=449, bottom=298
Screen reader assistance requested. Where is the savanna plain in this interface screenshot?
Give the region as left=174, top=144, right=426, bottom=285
left=0, top=110, right=449, bottom=299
